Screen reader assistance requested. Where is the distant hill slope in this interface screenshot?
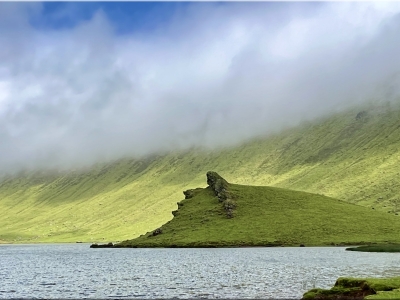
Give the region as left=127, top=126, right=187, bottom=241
left=114, top=172, right=400, bottom=247
left=1, top=101, right=400, bottom=243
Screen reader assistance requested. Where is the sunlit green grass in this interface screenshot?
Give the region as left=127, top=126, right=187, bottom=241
left=116, top=181, right=400, bottom=247
left=2, top=101, right=400, bottom=243
left=303, top=277, right=400, bottom=300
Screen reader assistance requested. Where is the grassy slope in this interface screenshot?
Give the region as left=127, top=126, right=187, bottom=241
left=115, top=180, right=400, bottom=247
left=2, top=101, right=400, bottom=243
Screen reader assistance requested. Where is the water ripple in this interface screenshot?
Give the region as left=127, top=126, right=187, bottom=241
left=1, top=244, right=400, bottom=298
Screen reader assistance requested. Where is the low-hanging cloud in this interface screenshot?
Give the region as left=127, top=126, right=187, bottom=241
left=1, top=2, right=400, bottom=174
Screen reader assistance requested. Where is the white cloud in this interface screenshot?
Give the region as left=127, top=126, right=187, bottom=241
left=1, top=2, right=400, bottom=174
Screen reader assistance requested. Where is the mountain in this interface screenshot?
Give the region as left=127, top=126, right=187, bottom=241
left=1, top=101, right=400, bottom=243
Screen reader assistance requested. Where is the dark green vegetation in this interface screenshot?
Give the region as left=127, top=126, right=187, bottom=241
left=2, top=101, right=400, bottom=243
left=303, top=277, right=400, bottom=300
left=346, top=244, right=400, bottom=252
left=112, top=172, right=400, bottom=248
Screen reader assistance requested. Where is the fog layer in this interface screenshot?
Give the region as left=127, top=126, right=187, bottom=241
left=1, top=2, right=400, bottom=173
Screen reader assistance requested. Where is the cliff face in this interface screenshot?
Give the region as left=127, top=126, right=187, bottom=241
left=206, top=171, right=229, bottom=201
left=206, top=171, right=236, bottom=218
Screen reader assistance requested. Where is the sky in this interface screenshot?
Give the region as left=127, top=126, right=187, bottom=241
left=1, top=2, right=400, bottom=174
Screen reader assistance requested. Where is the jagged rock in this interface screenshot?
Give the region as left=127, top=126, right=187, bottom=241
left=152, top=228, right=162, bottom=236
left=183, top=189, right=195, bottom=199
left=183, top=188, right=203, bottom=199
left=206, top=171, right=230, bottom=202
left=223, top=199, right=236, bottom=210
left=206, top=171, right=228, bottom=189
left=356, top=111, right=367, bottom=120
left=223, top=199, right=236, bottom=218
left=207, top=171, right=236, bottom=218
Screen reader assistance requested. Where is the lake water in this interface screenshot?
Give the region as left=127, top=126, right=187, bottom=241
left=1, top=244, right=400, bottom=299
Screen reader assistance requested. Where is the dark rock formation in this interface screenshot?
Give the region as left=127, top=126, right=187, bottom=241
left=206, top=171, right=230, bottom=202
left=226, top=209, right=234, bottom=218
left=90, top=242, right=114, bottom=248
left=183, top=188, right=203, bottom=199
left=223, top=199, right=236, bottom=210
left=183, top=189, right=195, bottom=199
left=206, top=171, right=236, bottom=218
left=152, top=228, right=162, bottom=236
left=223, top=199, right=236, bottom=219
left=355, top=111, right=367, bottom=120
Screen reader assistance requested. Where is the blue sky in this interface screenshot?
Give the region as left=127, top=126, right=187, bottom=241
left=31, top=2, right=316, bottom=35
left=32, top=2, right=227, bottom=34
left=1, top=2, right=400, bottom=173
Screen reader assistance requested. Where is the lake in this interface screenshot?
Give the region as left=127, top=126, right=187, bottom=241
left=1, top=244, right=400, bottom=299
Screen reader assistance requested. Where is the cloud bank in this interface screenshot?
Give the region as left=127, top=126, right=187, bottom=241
left=1, top=2, right=400, bottom=173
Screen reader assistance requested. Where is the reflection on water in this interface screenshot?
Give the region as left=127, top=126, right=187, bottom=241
left=1, top=244, right=400, bottom=299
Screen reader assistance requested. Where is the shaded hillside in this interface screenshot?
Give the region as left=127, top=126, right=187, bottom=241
left=114, top=172, right=400, bottom=247
left=1, top=101, right=400, bottom=243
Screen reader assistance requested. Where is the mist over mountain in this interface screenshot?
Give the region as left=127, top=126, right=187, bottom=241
left=1, top=2, right=400, bottom=174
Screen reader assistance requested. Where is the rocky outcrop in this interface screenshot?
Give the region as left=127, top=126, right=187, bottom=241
left=206, top=171, right=236, bottom=218
left=90, top=242, right=114, bottom=248
left=355, top=111, right=367, bottom=120
left=183, top=189, right=195, bottom=199
left=152, top=228, right=162, bottom=236
left=206, top=171, right=230, bottom=202
left=183, top=188, right=203, bottom=199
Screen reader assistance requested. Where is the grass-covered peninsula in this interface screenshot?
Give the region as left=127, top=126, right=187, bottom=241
left=303, top=277, right=400, bottom=300
left=103, top=172, right=400, bottom=248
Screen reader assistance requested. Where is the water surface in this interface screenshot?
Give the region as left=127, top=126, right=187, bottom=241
left=1, top=244, right=400, bottom=299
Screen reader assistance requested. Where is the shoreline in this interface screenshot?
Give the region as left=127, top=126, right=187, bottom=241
left=90, top=241, right=367, bottom=249
left=0, top=240, right=359, bottom=248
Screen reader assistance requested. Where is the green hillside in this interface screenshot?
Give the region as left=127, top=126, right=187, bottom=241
left=112, top=172, right=400, bottom=247
left=1, top=101, right=400, bottom=243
